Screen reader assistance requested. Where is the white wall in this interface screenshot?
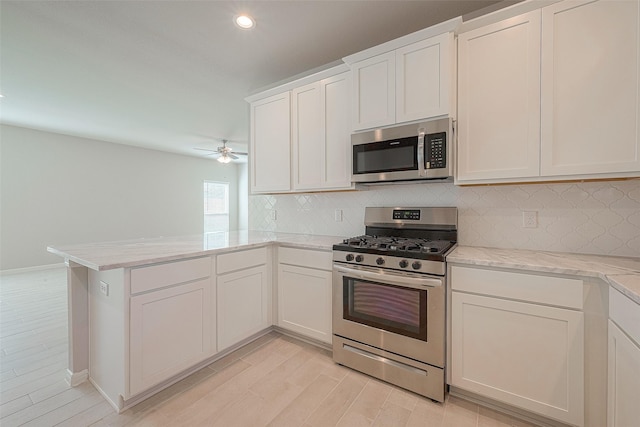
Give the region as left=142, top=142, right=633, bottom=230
left=248, top=179, right=640, bottom=258
left=0, top=125, right=244, bottom=270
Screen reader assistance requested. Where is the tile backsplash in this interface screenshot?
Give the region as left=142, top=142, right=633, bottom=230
left=248, top=180, right=640, bottom=258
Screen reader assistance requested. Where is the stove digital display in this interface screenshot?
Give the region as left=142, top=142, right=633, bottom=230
left=393, top=209, right=420, bottom=220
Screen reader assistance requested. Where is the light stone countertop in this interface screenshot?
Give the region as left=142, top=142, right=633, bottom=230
left=448, top=246, right=640, bottom=305
left=49, top=234, right=640, bottom=305
left=47, top=231, right=345, bottom=271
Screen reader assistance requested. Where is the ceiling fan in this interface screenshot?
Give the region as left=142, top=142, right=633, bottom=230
left=193, top=139, right=248, bottom=163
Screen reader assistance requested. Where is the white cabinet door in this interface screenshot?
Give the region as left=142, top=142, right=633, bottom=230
left=250, top=92, right=291, bottom=193
left=130, top=278, right=212, bottom=396
left=292, top=82, right=322, bottom=190
left=292, top=73, right=352, bottom=191
left=321, top=72, right=352, bottom=189
left=396, top=33, right=453, bottom=123
left=608, top=320, right=640, bottom=427
left=451, top=292, right=584, bottom=426
left=541, top=0, right=640, bottom=177
left=217, top=265, right=269, bottom=351
left=457, top=10, right=541, bottom=182
left=278, top=264, right=332, bottom=344
left=351, top=51, right=396, bottom=131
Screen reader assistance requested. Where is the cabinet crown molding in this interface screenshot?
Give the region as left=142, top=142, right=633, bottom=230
left=342, top=16, right=461, bottom=66
left=245, top=63, right=349, bottom=103
left=458, top=0, right=563, bottom=34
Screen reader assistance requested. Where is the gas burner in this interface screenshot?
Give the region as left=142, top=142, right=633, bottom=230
left=334, top=235, right=454, bottom=261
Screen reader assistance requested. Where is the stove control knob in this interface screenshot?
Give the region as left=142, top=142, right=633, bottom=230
left=355, top=255, right=364, bottom=263
left=412, top=261, right=422, bottom=270
left=345, top=254, right=354, bottom=262
left=399, top=260, right=409, bottom=268
left=376, top=257, right=385, bottom=266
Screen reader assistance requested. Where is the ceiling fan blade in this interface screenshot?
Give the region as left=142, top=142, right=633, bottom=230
left=227, top=153, right=239, bottom=160
left=193, top=147, right=217, bottom=154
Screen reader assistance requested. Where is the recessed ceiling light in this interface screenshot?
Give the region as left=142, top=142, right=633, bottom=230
left=235, top=15, right=255, bottom=29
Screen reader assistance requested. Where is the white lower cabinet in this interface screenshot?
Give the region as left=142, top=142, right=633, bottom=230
left=129, top=278, right=212, bottom=396
left=127, top=256, right=213, bottom=397
left=216, top=248, right=270, bottom=352
left=450, top=265, right=585, bottom=426
left=608, top=288, right=640, bottom=427
left=277, top=247, right=333, bottom=344
left=607, top=321, right=640, bottom=427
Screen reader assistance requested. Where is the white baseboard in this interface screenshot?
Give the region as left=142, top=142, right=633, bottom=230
left=65, top=368, right=89, bottom=387
left=0, top=262, right=65, bottom=275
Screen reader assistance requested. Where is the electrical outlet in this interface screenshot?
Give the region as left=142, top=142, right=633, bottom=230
left=334, top=209, right=343, bottom=222
left=522, top=211, right=538, bottom=228
left=271, top=210, right=277, bottom=221
left=99, top=281, right=109, bottom=296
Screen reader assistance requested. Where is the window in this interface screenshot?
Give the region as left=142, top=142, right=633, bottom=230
left=204, top=181, right=229, bottom=232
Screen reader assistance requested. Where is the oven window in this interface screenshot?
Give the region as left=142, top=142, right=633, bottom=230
left=343, top=277, right=427, bottom=341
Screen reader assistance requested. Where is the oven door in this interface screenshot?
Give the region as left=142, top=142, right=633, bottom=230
left=332, top=263, right=445, bottom=367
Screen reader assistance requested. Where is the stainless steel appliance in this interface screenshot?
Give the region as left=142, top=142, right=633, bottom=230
left=351, top=118, right=453, bottom=184
left=332, top=207, right=457, bottom=402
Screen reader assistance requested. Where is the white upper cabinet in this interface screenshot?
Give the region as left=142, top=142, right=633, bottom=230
left=456, top=0, right=640, bottom=184
left=345, top=22, right=459, bottom=132
left=350, top=51, right=396, bottom=130
left=540, top=0, right=640, bottom=177
left=457, top=11, right=542, bottom=182
left=247, top=65, right=352, bottom=194
left=250, top=92, right=291, bottom=193
left=292, top=83, right=322, bottom=190
left=322, top=73, right=352, bottom=189
left=292, top=71, right=352, bottom=191
left=396, top=33, right=453, bottom=124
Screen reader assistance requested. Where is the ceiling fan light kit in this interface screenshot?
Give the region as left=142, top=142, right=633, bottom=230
left=217, top=154, right=232, bottom=163
left=193, top=138, right=248, bottom=164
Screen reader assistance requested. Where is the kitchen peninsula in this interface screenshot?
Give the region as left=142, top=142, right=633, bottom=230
left=47, top=231, right=342, bottom=412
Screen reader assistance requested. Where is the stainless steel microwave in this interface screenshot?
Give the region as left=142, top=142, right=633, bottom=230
left=351, top=118, right=453, bottom=183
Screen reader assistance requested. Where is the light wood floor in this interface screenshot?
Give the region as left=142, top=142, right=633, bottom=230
left=1, top=267, right=538, bottom=427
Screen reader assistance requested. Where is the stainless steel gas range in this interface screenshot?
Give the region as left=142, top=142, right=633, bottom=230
left=332, top=206, right=457, bottom=402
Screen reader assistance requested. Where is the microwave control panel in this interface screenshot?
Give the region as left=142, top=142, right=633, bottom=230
left=425, top=132, right=446, bottom=169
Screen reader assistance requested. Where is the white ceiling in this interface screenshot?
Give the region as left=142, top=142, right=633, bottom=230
left=0, top=1, right=511, bottom=160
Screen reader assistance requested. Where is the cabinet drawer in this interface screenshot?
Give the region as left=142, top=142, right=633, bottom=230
left=217, top=247, right=268, bottom=275
left=278, top=246, right=332, bottom=271
left=450, top=265, right=582, bottom=309
left=610, top=287, right=640, bottom=345
left=131, top=256, right=211, bottom=295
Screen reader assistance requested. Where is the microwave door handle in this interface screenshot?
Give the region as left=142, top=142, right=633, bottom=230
left=334, top=265, right=442, bottom=289
left=417, top=129, right=426, bottom=177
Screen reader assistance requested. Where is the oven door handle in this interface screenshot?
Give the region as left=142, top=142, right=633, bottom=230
left=334, top=265, right=442, bottom=290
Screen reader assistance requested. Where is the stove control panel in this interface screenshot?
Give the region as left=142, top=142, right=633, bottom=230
left=392, top=209, right=421, bottom=220
left=334, top=252, right=445, bottom=276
